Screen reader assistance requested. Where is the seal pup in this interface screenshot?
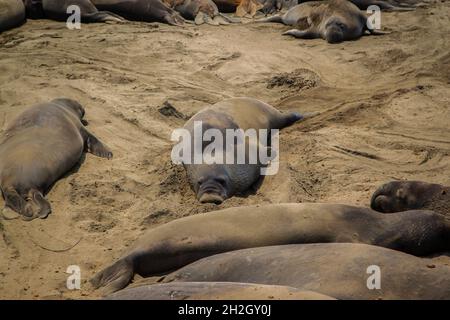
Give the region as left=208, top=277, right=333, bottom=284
left=163, top=0, right=238, bottom=25
left=105, top=282, right=335, bottom=299
left=0, top=98, right=113, bottom=220
left=90, top=203, right=449, bottom=293
left=259, top=0, right=389, bottom=43
left=178, top=97, right=302, bottom=204
left=164, top=243, right=450, bottom=300
left=371, top=181, right=449, bottom=216
left=212, top=0, right=264, bottom=17
left=0, top=0, right=26, bottom=33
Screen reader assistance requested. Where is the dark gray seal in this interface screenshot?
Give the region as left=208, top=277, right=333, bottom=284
left=0, top=98, right=113, bottom=221
left=164, top=243, right=450, bottom=300
left=0, top=0, right=26, bottom=33
left=90, top=203, right=449, bottom=294
left=371, top=180, right=449, bottom=216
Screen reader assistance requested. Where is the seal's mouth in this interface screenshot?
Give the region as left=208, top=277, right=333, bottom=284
left=197, top=185, right=226, bottom=204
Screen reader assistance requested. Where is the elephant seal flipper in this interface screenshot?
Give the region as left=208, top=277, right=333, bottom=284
left=83, top=129, right=113, bottom=159
left=91, top=258, right=134, bottom=295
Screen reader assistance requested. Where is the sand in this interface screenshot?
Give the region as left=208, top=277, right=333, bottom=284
left=0, top=1, right=449, bottom=299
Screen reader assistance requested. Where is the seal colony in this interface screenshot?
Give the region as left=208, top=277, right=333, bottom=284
left=1, top=0, right=449, bottom=301
left=1, top=0, right=413, bottom=32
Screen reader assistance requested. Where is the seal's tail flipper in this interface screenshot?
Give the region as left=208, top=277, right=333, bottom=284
left=84, top=130, right=113, bottom=159
left=91, top=258, right=135, bottom=295
left=255, top=15, right=283, bottom=23
left=280, top=112, right=304, bottom=128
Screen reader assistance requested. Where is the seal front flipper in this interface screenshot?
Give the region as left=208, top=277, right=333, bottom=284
left=82, top=129, right=113, bottom=159
left=24, top=189, right=52, bottom=220
left=91, top=258, right=134, bottom=294
left=1, top=187, right=29, bottom=219
left=282, top=28, right=319, bottom=39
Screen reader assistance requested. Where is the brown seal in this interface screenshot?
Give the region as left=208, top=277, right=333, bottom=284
left=259, top=0, right=389, bottom=43
left=105, top=282, right=335, bottom=300
left=180, top=97, right=302, bottom=204
left=163, top=0, right=238, bottom=25
left=90, top=203, right=449, bottom=294
left=164, top=243, right=450, bottom=300
left=0, top=98, right=113, bottom=220
left=371, top=180, right=449, bottom=216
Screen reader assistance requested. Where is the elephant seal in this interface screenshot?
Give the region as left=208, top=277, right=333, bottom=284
left=164, top=243, right=450, bottom=300
left=212, top=0, right=264, bottom=17
left=179, top=97, right=303, bottom=204
left=91, top=0, right=186, bottom=25
left=105, top=282, right=335, bottom=300
left=163, top=0, right=237, bottom=25
left=348, top=0, right=417, bottom=11
left=90, top=203, right=449, bottom=293
left=0, top=98, right=113, bottom=220
left=371, top=181, right=449, bottom=217
left=29, top=0, right=185, bottom=25
left=0, top=0, right=26, bottom=33
left=259, top=0, right=388, bottom=43
left=25, top=0, right=125, bottom=23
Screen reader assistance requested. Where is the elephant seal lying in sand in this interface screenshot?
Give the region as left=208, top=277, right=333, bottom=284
left=178, top=97, right=303, bottom=204
left=164, top=243, right=450, bottom=300
left=91, top=203, right=449, bottom=293
left=0, top=98, right=112, bottom=220
left=163, top=0, right=238, bottom=24
left=105, top=282, right=335, bottom=300
left=24, top=0, right=186, bottom=25
left=371, top=181, right=449, bottom=216
left=0, top=0, right=26, bottom=33
left=260, top=0, right=388, bottom=43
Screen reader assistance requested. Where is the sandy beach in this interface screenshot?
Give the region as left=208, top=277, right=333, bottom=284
left=0, top=0, right=449, bottom=299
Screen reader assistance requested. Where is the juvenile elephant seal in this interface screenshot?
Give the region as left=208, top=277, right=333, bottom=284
left=164, top=243, right=450, bottom=300
left=179, top=97, right=303, bottom=204
left=212, top=0, right=264, bottom=17
left=163, top=0, right=237, bottom=25
left=91, top=203, right=449, bottom=293
left=0, top=98, right=112, bottom=220
left=0, top=0, right=26, bottom=33
left=371, top=181, right=449, bottom=216
left=105, top=282, right=335, bottom=300
left=260, top=0, right=388, bottom=43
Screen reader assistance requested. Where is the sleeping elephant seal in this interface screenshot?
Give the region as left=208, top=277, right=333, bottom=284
left=163, top=0, right=238, bottom=25
left=105, top=282, right=335, bottom=300
left=28, top=0, right=125, bottom=23
left=212, top=0, right=264, bottom=17
left=371, top=181, right=449, bottom=216
left=164, top=243, right=450, bottom=300
left=90, top=203, right=450, bottom=293
left=179, top=97, right=303, bottom=204
left=0, top=0, right=26, bottom=33
left=0, top=98, right=113, bottom=221
left=91, top=0, right=186, bottom=25
left=260, top=0, right=388, bottom=43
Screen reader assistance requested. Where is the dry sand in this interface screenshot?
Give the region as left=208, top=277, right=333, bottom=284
left=0, top=1, right=449, bottom=299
